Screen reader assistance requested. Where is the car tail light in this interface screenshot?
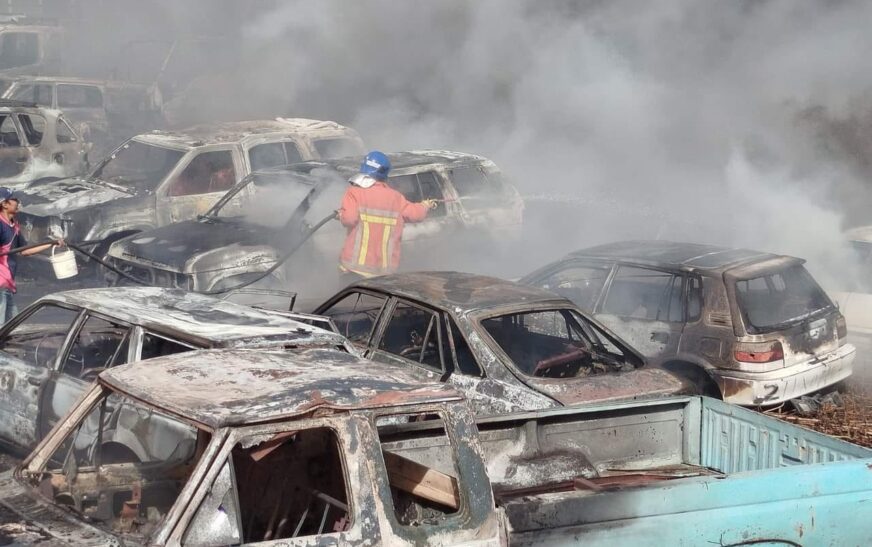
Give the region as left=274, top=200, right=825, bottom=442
left=836, top=316, right=848, bottom=339
left=735, top=341, right=784, bottom=363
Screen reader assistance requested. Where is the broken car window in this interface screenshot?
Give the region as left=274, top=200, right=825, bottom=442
left=537, top=263, right=612, bottom=311
left=92, top=140, right=184, bottom=190
left=43, top=391, right=204, bottom=540
left=319, top=292, right=386, bottom=345
left=8, top=83, right=53, bottom=106
left=446, top=318, right=483, bottom=377
left=388, top=172, right=446, bottom=217
left=449, top=165, right=514, bottom=205
left=379, top=302, right=444, bottom=372
left=312, top=137, right=364, bottom=159
left=481, top=309, right=632, bottom=378
left=0, top=114, right=21, bottom=147
left=734, top=264, right=833, bottom=333
left=376, top=413, right=462, bottom=527
left=0, top=304, right=80, bottom=368
left=56, top=117, right=78, bottom=143
left=182, top=460, right=242, bottom=546
left=140, top=333, right=196, bottom=360
left=168, top=150, right=236, bottom=197
left=57, top=85, right=103, bottom=109
left=60, top=315, right=132, bottom=381
left=601, top=266, right=683, bottom=322
left=17, top=114, right=45, bottom=146
left=249, top=141, right=303, bottom=171
left=207, top=427, right=351, bottom=543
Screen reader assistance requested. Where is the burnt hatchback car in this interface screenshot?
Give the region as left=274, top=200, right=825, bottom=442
left=105, top=150, right=523, bottom=294
left=15, top=118, right=364, bottom=270
left=312, top=272, right=689, bottom=415
left=0, top=99, right=89, bottom=188
left=0, top=286, right=350, bottom=455
left=522, top=240, right=855, bottom=406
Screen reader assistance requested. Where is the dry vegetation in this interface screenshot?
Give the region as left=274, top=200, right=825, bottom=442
left=766, top=384, right=872, bottom=448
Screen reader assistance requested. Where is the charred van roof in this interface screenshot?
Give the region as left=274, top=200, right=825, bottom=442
left=40, top=287, right=344, bottom=348
left=136, top=118, right=357, bottom=148
left=100, top=347, right=459, bottom=428
left=568, top=240, right=782, bottom=273
left=352, top=271, right=568, bottom=312
left=288, top=149, right=492, bottom=174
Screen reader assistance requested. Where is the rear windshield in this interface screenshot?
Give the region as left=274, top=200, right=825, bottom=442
left=733, top=265, right=833, bottom=333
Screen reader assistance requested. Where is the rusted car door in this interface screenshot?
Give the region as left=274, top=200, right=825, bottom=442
left=158, top=146, right=244, bottom=225
left=594, top=264, right=687, bottom=365
left=0, top=112, right=30, bottom=179
left=315, top=290, right=390, bottom=354
left=0, top=303, right=81, bottom=448
left=171, top=418, right=372, bottom=545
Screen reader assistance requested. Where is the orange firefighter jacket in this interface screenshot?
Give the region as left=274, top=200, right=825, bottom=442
left=339, top=181, right=428, bottom=277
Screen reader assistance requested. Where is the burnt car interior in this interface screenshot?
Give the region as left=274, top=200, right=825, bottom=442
left=376, top=413, right=461, bottom=527
left=379, top=302, right=443, bottom=371
left=481, top=309, right=635, bottom=378
left=601, top=266, right=685, bottom=322
left=38, top=393, right=206, bottom=538
left=320, top=292, right=386, bottom=345
left=60, top=315, right=131, bottom=381
left=168, top=149, right=236, bottom=197
left=229, top=427, right=351, bottom=541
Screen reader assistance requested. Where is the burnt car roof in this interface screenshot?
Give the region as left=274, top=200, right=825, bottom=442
left=353, top=271, right=567, bottom=312
left=136, top=118, right=356, bottom=148
left=40, top=287, right=343, bottom=348
left=289, top=149, right=491, bottom=174
left=100, top=348, right=460, bottom=428
left=568, top=240, right=782, bottom=273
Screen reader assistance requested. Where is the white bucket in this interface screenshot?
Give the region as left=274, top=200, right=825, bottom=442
left=49, top=245, right=78, bottom=279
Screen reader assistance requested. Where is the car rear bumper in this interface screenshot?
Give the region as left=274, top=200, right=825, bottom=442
left=712, top=343, right=855, bottom=406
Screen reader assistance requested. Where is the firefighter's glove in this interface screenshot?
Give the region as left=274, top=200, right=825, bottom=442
left=421, top=199, right=438, bottom=210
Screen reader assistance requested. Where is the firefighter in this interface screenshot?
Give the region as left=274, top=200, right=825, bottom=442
left=0, top=188, right=64, bottom=323
left=338, top=151, right=436, bottom=282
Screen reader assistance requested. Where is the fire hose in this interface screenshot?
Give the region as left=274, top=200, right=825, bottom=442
left=0, top=211, right=339, bottom=295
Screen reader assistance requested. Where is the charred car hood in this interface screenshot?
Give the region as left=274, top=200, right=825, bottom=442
left=111, top=219, right=275, bottom=273
left=19, top=177, right=129, bottom=216
left=525, top=368, right=689, bottom=405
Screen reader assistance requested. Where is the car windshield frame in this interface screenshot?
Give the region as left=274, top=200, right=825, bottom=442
left=475, top=305, right=637, bottom=379
left=27, top=385, right=209, bottom=542
left=89, top=139, right=186, bottom=192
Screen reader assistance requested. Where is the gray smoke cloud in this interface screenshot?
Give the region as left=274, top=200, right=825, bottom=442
left=178, top=0, right=867, bottom=284
left=30, top=0, right=872, bottom=286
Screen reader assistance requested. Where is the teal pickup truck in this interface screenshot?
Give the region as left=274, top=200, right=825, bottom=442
left=0, top=348, right=869, bottom=545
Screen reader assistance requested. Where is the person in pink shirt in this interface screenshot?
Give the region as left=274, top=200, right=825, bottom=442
left=0, top=187, right=64, bottom=323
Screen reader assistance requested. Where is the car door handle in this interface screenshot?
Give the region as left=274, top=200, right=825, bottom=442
left=650, top=332, right=670, bottom=344
left=27, top=376, right=42, bottom=386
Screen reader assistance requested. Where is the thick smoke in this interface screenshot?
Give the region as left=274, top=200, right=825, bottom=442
left=29, top=0, right=872, bottom=284
left=170, top=0, right=868, bottom=285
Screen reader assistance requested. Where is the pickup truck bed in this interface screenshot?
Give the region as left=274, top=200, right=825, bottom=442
left=391, top=396, right=872, bottom=545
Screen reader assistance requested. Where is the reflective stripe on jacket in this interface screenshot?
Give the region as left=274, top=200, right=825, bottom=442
left=339, top=182, right=428, bottom=276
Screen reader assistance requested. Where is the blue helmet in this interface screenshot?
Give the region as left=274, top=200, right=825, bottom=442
left=359, top=150, right=391, bottom=181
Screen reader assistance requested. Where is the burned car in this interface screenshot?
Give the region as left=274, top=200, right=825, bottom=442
left=522, top=240, right=856, bottom=406
left=0, top=286, right=350, bottom=454
left=313, top=272, right=689, bottom=415
left=16, top=118, right=364, bottom=270
left=0, top=100, right=89, bottom=188
left=0, top=21, right=63, bottom=79
left=3, top=350, right=872, bottom=545
left=2, top=76, right=163, bottom=153
left=105, top=150, right=523, bottom=294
